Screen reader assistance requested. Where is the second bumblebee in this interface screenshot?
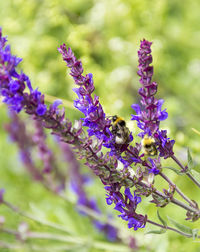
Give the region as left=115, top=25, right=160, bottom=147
left=141, top=134, right=157, bottom=156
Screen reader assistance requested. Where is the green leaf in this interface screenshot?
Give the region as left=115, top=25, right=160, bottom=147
left=157, top=210, right=167, bottom=227
left=187, top=148, right=194, bottom=171
left=186, top=148, right=200, bottom=173
left=162, top=166, right=184, bottom=175
left=167, top=216, right=193, bottom=235
left=190, top=170, right=200, bottom=185
left=191, top=165, right=200, bottom=173
left=145, top=229, right=166, bottom=235
left=192, top=229, right=199, bottom=240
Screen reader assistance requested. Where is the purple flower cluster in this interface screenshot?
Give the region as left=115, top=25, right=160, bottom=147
left=106, top=186, right=147, bottom=230
left=0, top=28, right=82, bottom=150
left=148, top=158, right=160, bottom=175
left=155, top=130, right=175, bottom=159
left=58, top=45, right=111, bottom=143
left=0, top=29, right=47, bottom=116
left=131, top=39, right=175, bottom=159
left=5, top=111, right=44, bottom=181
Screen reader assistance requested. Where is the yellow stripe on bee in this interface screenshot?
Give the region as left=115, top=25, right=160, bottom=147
left=141, top=135, right=155, bottom=145
left=113, top=117, right=124, bottom=125
left=143, top=138, right=154, bottom=145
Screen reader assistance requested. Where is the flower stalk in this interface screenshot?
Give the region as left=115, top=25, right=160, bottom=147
left=146, top=219, right=196, bottom=238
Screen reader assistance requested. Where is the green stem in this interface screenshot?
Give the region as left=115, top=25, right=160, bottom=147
left=159, top=171, right=197, bottom=208
left=147, top=219, right=194, bottom=238
left=3, top=200, right=72, bottom=235
left=0, top=241, right=82, bottom=252
left=0, top=228, right=131, bottom=252
left=39, top=183, right=134, bottom=238
left=3, top=195, right=134, bottom=243
left=171, top=155, right=200, bottom=188
left=138, top=181, right=199, bottom=214
left=126, top=149, right=199, bottom=213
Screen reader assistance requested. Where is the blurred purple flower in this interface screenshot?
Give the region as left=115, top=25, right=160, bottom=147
left=60, top=142, right=119, bottom=241
left=4, top=111, right=43, bottom=181
left=0, top=189, right=5, bottom=204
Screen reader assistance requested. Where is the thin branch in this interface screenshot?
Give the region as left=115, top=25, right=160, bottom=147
left=159, top=171, right=197, bottom=208
left=171, top=155, right=200, bottom=188
left=138, top=181, right=199, bottom=214
left=3, top=194, right=134, bottom=242
left=0, top=228, right=131, bottom=252
left=126, top=149, right=199, bottom=213
left=147, top=219, right=193, bottom=238
left=3, top=200, right=72, bottom=235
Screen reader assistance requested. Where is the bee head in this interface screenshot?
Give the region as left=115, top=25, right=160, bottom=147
left=112, top=115, right=118, bottom=122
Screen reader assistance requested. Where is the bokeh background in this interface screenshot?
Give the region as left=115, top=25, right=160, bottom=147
left=0, top=0, right=200, bottom=251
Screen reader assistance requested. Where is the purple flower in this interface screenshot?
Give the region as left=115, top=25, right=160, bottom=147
left=148, top=158, right=160, bottom=174
left=105, top=185, right=146, bottom=230
left=155, top=130, right=175, bottom=159
left=36, top=104, right=47, bottom=116
left=128, top=215, right=147, bottom=230
left=106, top=195, right=113, bottom=205
left=51, top=99, right=62, bottom=110
left=94, top=218, right=118, bottom=241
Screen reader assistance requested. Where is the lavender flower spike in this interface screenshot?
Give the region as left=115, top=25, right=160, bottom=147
left=58, top=45, right=133, bottom=157
left=131, top=39, right=168, bottom=135
left=58, top=45, right=111, bottom=144
left=131, top=39, right=175, bottom=159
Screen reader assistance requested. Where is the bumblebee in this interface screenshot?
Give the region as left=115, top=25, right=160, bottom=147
left=110, top=115, right=131, bottom=145
left=141, top=134, right=157, bottom=156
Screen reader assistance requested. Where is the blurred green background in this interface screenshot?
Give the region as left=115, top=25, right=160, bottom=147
left=0, top=0, right=200, bottom=251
